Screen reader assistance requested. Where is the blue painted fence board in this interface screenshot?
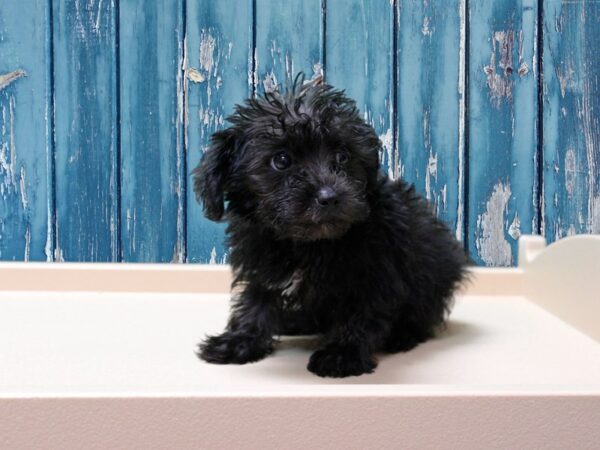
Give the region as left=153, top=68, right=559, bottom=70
left=543, top=0, right=600, bottom=239
left=0, top=0, right=52, bottom=261
left=185, top=0, right=253, bottom=263
left=255, top=0, right=323, bottom=94
left=53, top=0, right=118, bottom=261
left=119, top=0, right=184, bottom=262
left=326, top=0, right=394, bottom=176
left=0, top=0, right=599, bottom=266
left=397, top=0, right=464, bottom=238
left=468, top=0, right=539, bottom=266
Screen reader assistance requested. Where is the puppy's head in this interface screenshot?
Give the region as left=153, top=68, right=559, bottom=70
left=193, top=75, right=381, bottom=241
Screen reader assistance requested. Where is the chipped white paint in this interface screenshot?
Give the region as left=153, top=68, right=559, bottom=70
left=557, top=65, right=575, bottom=99
left=0, top=96, right=17, bottom=196
left=199, top=31, right=216, bottom=74
left=441, top=184, right=448, bottom=211
left=533, top=15, right=538, bottom=77
left=424, top=151, right=438, bottom=201
left=249, top=48, right=258, bottom=92
left=175, top=33, right=187, bottom=264
left=0, top=70, right=26, bottom=91
left=516, top=29, right=530, bottom=78
left=484, top=31, right=514, bottom=108
left=379, top=128, right=394, bottom=180
left=199, top=30, right=219, bottom=107
left=170, top=240, right=184, bottom=264
left=94, top=0, right=103, bottom=35
left=54, top=247, right=65, bottom=262
left=19, top=166, right=27, bottom=210
left=476, top=182, right=512, bottom=266
left=44, top=212, right=53, bottom=262
left=591, top=195, right=600, bottom=234
left=23, top=225, right=31, bottom=262
left=564, top=148, right=576, bottom=197
left=209, top=246, right=217, bottom=264
left=263, top=71, right=278, bottom=93
left=422, top=16, right=432, bottom=36
left=456, top=0, right=466, bottom=241
left=187, top=67, right=205, bottom=83
left=125, top=208, right=136, bottom=252
left=312, top=63, right=324, bottom=80
left=508, top=211, right=521, bottom=240
left=518, top=62, right=529, bottom=77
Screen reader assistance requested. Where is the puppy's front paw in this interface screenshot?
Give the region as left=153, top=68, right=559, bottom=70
left=197, top=332, right=273, bottom=365
left=307, top=343, right=377, bottom=378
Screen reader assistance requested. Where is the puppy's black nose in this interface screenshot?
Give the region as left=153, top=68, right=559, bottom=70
left=316, top=187, right=339, bottom=207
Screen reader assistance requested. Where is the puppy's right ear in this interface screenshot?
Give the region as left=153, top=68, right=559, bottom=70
left=192, top=128, right=237, bottom=221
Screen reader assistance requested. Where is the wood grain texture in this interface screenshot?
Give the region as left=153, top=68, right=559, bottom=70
left=0, top=0, right=52, bottom=261
left=255, top=0, right=323, bottom=94
left=543, top=0, right=600, bottom=240
left=53, top=0, right=118, bottom=261
left=119, top=0, right=184, bottom=262
left=468, top=0, right=539, bottom=266
left=326, top=0, right=394, bottom=176
left=185, top=0, right=253, bottom=263
left=397, top=0, right=464, bottom=238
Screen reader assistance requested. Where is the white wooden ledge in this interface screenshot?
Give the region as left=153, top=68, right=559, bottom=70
left=0, top=235, right=599, bottom=448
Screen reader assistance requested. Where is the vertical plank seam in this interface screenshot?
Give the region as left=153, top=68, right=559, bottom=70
left=181, top=0, right=188, bottom=262
left=321, top=0, right=327, bottom=81
left=536, top=0, right=544, bottom=236
left=47, top=0, right=57, bottom=262
left=463, top=0, right=471, bottom=251
left=392, top=0, right=398, bottom=178
left=252, top=0, right=257, bottom=97
left=115, top=0, right=122, bottom=262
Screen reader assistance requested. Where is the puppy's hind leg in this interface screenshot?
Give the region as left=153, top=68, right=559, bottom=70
left=382, top=304, right=445, bottom=353
left=198, top=284, right=277, bottom=365
left=382, top=318, right=432, bottom=353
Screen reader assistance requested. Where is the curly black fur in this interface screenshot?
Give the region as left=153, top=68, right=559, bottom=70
left=193, top=74, right=470, bottom=377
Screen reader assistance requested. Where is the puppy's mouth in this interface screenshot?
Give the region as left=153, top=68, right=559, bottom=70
left=286, top=208, right=363, bottom=240
left=289, top=220, right=351, bottom=241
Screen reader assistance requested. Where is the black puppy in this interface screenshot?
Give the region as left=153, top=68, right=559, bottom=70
left=193, top=75, right=469, bottom=377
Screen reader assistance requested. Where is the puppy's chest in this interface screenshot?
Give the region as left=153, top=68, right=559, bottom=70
left=274, top=268, right=304, bottom=297
left=261, top=244, right=353, bottom=300
left=268, top=261, right=338, bottom=302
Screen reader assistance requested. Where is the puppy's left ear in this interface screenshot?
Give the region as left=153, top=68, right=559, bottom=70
left=192, top=128, right=237, bottom=221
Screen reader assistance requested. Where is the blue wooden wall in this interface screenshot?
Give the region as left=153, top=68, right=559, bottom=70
left=1, top=0, right=598, bottom=266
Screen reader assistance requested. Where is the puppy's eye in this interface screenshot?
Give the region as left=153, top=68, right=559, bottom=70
left=271, top=152, right=292, bottom=171
left=335, top=152, right=349, bottom=165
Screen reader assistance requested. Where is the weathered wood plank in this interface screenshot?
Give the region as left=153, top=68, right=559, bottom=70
left=468, top=0, right=539, bottom=266
left=53, top=0, right=118, bottom=261
left=255, top=0, right=323, bottom=94
left=397, top=0, right=465, bottom=238
left=326, top=0, right=394, bottom=176
left=543, top=0, right=600, bottom=240
left=0, top=0, right=52, bottom=261
left=186, top=0, right=253, bottom=263
left=119, top=0, right=184, bottom=262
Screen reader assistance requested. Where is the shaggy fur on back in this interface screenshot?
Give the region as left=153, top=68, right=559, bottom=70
left=193, top=75, right=469, bottom=377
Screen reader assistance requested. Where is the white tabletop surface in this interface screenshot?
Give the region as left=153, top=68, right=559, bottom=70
left=1, top=292, right=600, bottom=395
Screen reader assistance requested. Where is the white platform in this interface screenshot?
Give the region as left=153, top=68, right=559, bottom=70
left=1, top=235, right=599, bottom=449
